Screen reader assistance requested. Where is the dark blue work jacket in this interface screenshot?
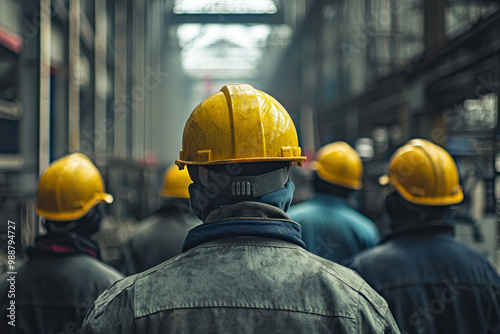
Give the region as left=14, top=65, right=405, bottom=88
left=288, top=194, right=380, bottom=263
left=121, top=204, right=200, bottom=275
left=0, top=233, right=123, bottom=334
left=83, top=202, right=400, bottom=333
left=344, top=227, right=500, bottom=334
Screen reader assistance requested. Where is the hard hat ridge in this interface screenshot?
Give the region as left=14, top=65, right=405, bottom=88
left=175, top=83, right=306, bottom=168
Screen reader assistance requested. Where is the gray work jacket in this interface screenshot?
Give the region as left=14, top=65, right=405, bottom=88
left=82, top=202, right=399, bottom=333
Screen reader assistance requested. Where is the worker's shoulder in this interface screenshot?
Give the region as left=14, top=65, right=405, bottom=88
left=90, top=274, right=137, bottom=316
left=92, top=252, right=183, bottom=312
left=310, top=253, right=391, bottom=317
left=79, top=255, right=124, bottom=277
left=287, top=197, right=328, bottom=218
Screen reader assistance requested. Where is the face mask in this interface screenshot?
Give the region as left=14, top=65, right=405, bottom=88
left=189, top=180, right=295, bottom=221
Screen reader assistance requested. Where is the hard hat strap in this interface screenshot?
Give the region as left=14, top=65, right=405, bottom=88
left=196, top=166, right=290, bottom=199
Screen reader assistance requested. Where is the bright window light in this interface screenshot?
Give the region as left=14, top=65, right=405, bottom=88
left=174, top=0, right=278, bottom=14
left=177, top=24, right=272, bottom=78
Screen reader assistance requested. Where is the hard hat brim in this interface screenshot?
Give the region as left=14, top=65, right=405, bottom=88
left=312, top=160, right=363, bottom=190
left=161, top=189, right=190, bottom=199
left=101, top=193, right=114, bottom=204
left=36, top=192, right=113, bottom=221
left=315, top=168, right=363, bottom=190
left=175, top=156, right=306, bottom=169
left=381, top=175, right=464, bottom=206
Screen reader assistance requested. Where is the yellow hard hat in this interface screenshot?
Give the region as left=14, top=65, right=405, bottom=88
left=35, top=153, right=113, bottom=221
left=313, top=141, right=363, bottom=190
left=380, top=139, right=463, bottom=206
left=175, top=84, right=306, bottom=168
left=161, top=164, right=192, bottom=198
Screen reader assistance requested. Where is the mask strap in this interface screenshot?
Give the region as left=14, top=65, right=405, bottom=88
left=195, top=166, right=290, bottom=199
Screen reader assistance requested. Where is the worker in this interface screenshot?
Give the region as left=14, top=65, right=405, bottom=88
left=344, top=139, right=500, bottom=334
left=121, top=164, right=200, bottom=275
left=82, top=84, right=399, bottom=333
left=0, top=153, right=123, bottom=334
left=288, top=141, right=380, bottom=262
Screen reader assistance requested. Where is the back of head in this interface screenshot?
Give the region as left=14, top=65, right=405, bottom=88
left=313, top=141, right=363, bottom=197
left=175, top=83, right=306, bottom=219
left=44, top=205, right=104, bottom=237
left=381, top=139, right=463, bottom=228
left=36, top=153, right=113, bottom=233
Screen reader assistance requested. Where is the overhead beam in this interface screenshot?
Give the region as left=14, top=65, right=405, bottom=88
left=169, top=12, right=284, bottom=25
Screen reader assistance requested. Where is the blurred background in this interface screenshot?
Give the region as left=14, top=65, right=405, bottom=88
left=0, top=0, right=499, bottom=270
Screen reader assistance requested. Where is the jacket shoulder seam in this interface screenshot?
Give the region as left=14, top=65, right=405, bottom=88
left=135, top=304, right=356, bottom=319
left=94, top=276, right=137, bottom=317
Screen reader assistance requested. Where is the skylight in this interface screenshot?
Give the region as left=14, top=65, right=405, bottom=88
left=177, top=24, right=273, bottom=79
left=174, top=0, right=278, bottom=14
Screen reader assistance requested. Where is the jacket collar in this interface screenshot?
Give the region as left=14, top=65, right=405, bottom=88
left=205, top=201, right=293, bottom=222
left=27, top=232, right=101, bottom=259
left=383, top=220, right=455, bottom=241
left=183, top=202, right=305, bottom=252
